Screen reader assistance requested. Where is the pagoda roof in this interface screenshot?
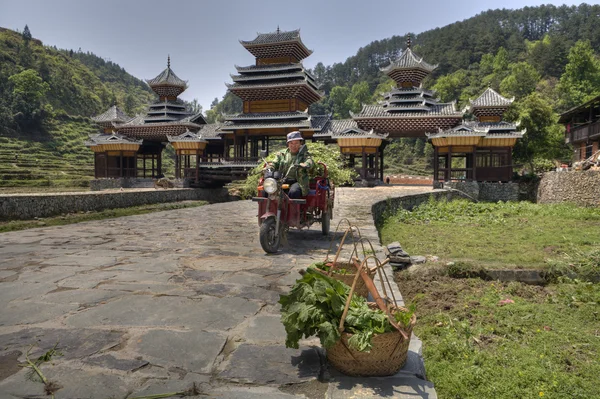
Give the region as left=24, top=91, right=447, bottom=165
left=226, top=77, right=320, bottom=92
left=146, top=61, right=188, bottom=89
left=469, top=88, right=514, bottom=108
left=231, top=70, right=310, bottom=82
left=198, top=123, right=223, bottom=139
left=118, top=114, right=202, bottom=130
left=166, top=130, right=207, bottom=143
left=384, top=87, right=437, bottom=99
left=332, top=127, right=388, bottom=140
left=220, top=117, right=311, bottom=131
left=240, top=29, right=313, bottom=61
left=381, top=47, right=437, bottom=74
left=383, top=94, right=440, bottom=105
left=91, top=105, right=131, bottom=124
left=427, top=121, right=524, bottom=139
left=313, top=119, right=357, bottom=137
left=85, top=133, right=141, bottom=146
left=235, top=63, right=306, bottom=73
left=308, top=114, right=332, bottom=132
left=351, top=103, right=462, bottom=119
left=224, top=111, right=309, bottom=122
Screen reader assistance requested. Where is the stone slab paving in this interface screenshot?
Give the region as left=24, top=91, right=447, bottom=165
left=0, top=186, right=436, bottom=399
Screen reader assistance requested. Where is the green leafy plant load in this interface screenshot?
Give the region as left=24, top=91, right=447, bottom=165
left=279, top=268, right=414, bottom=352
left=237, top=142, right=357, bottom=198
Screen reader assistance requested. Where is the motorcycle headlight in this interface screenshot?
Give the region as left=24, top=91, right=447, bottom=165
left=263, top=178, right=278, bottom=194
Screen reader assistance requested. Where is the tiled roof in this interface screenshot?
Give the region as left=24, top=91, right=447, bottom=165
left=231, top=71, right=308, bottom=82
left=380, top=48, right=437, bottom=73
left=427, top=121, right=523, bottom=138
left=332, top=127, right=388, bottom=140
left=470, top=88, right=514, bottom=108
left=198, top=123, right=223, bottom=139
left=384, top=87, right=436, bottom=98
left=309, top=114, right=331, bottom=131
left=85, top=133, right=141, bottom=146
left=351, top=103, right=462, bottom=118
left=314, top=119, right=358, bottom=137
left=167, top=130, right=207, bottom=142
left=220, top=119, right=311, bottom=131
left=91, top=105, right=131, bottom=124
left=146, top=66, right=187, bottom=88
left=224, top=112, right=309, bottom=121
left=235, top=63, right=304, bottom=73
left=118, top=114, right=202, bottom=130
left=240, top=29, right=301, bottom=45
left=383, top=104, right=432, bottom=112
left=226, top=78, right=320, bottom=91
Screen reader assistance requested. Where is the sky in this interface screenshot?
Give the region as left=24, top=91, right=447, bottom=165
left=0, top=0, right=594, bottom=112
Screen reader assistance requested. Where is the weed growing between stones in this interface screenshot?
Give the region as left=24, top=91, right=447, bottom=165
left=20, top=343, right=62, bottom=398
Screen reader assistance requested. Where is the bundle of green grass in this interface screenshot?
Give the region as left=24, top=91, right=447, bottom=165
left=235, top=141, right=357, bottom=198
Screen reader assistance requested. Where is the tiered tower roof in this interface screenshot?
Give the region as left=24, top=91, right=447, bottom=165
left=467, top=87, right=514, bottom=121
left=227, top=61, right=322, bottom=104
left=224, top=28, right=326, bottom=136
left=380, top=36, right=437, bottom=88
left=240, top=28, right=312, bottom=61
left=91, top=105, right=131, bottom=130
left=146, top=56, right=188, bottom=99
left=350, top=35, right=462, bottom=136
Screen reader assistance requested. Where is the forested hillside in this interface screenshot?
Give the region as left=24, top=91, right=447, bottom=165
left=0, top=26, right=156, bottom=187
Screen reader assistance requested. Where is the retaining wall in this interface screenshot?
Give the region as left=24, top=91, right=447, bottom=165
left=371, top=189, right=470, bottom=227
left=537, top=170, right=600, bottom=207
left=90, top=178, right=186, bottom=191
left=0, top=188, right=232, bottom=220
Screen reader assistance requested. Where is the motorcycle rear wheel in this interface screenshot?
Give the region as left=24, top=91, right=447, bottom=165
left=259, top=217, right=280, bottom=253
left=321, top=209, right=331, bottom=235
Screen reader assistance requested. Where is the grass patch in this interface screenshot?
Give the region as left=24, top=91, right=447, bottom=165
left=381, top=198, right=600, bottom=269
left=396, top=272, right=600, bottom=399
left=0, top=200, right=208, bottom=233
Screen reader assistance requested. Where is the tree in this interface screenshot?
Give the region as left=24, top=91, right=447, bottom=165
left=500, top=62, right=541, bottom=99
left=509, top=93, right=568, bottom=172
left=329, top=86, right=351, bottom=119
left=8, top=69, right=50, bottom=127
left=22, top=25, right=32, bottom=42
left=557, top=40, right=600, bottom=111
left=432, top=69, right=469, bottom=103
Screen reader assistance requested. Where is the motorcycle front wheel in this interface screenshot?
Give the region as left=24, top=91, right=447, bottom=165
left=259, top=217, right=280, bottom=253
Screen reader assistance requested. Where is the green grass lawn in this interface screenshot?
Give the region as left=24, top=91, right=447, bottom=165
left=381, top=198, right=600, bottom=270
left=383, top=199, right=600, bottom=399
left=397, top=273, right=600, bottom=399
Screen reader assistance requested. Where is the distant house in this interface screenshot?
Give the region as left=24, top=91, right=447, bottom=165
left=558, top=95, right=600, bottom=162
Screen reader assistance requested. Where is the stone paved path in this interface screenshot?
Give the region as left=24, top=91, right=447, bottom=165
left=0, top=186, right=436, bottom=399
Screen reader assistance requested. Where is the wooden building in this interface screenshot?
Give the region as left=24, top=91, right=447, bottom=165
left=558, top=94, right=600, bottom=162
left=426, top=88, right=523, bottom=182
left=88, top=58, right=207, bottom=179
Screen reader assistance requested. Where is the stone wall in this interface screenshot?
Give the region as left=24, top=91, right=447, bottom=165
left=0, top=188, right=233, bottom=220
left=371, top=189, right=470, bottom=227
left=432, top=181, right=526, bottom=202
left=90, top=178, right=185, bottom=191
left=537, top=170, right=600, bottom=206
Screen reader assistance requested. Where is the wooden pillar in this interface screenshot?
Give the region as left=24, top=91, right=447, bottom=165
left=104, top=152, right=108, bottom=178
left=446, top=146, right=452, bottom=182
left=506, top=146, right=512, bottom=182
left=380, top=146, right=384, bottom=181
left=245, top=131, right=249, bottom=160
left=120, top=151, right=123, bottom=178
left=157, top=150, right=162, bottom=177
left=433, top=146, right=438, bottom=181
left=134, top=152, right=138, bottom=178
left=472, top=148, right=477, bottom=182
left=374, top=150, right=379, bottom=181
left=195, top=149, right=200, bottom=183
left=361, top=151, right=367, bottom=179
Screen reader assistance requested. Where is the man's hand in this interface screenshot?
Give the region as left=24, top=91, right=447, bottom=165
left=299, top=162, right=309, bottom=169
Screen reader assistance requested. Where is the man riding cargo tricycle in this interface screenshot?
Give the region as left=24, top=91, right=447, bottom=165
left=252, top=131, right=335, bottom=254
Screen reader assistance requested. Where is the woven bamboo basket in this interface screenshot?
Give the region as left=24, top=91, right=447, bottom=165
left=314, top=261, right=376, bottom=298
left=325, top=253, right=416, bottom=377
left=326, top=306, right=416, bottom=376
